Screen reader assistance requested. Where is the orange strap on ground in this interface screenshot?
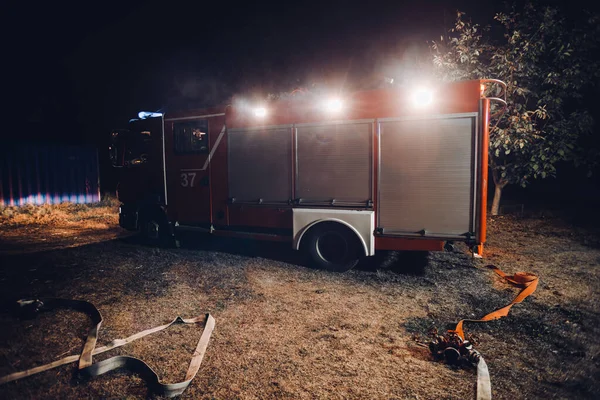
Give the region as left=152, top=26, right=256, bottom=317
left=451, top=265, right=539, bottom=340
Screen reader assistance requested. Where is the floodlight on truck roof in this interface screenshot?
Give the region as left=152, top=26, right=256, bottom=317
left=253, top=107, right=268, bottom=118
left=323, top=97, right=344, bottom=113
left=411, top=87, right=434, bottom=107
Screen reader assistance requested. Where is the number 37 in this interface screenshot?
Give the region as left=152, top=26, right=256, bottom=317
left=180, top=172, right=196, bottom=187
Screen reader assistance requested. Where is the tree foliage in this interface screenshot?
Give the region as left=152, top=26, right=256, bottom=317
left=431, top=3, right=600, bottom=198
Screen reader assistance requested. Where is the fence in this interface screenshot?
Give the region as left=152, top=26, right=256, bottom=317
left=0, top=144, right=100, bottom=206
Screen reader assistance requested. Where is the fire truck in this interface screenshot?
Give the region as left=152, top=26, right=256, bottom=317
left=110, top=79, right=506, bottom=271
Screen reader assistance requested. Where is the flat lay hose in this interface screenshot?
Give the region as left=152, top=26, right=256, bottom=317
left=0, top=298, right=215, bottom=398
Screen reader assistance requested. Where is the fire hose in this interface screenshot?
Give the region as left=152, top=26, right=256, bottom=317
left=429, top=265, right=539, bottom=400
left=0, top=298, right=215, bottom=397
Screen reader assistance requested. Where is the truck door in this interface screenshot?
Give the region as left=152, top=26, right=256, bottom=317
left=164, top=116, right=223, bottom=227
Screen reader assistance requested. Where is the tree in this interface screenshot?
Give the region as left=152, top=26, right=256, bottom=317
left=431, top=3, right=600, bottom=215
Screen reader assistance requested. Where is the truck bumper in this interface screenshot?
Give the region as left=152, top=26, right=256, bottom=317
left=119, top=204, right=139, bottom=231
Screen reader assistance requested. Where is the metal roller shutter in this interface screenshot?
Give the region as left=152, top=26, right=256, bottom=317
left=228, top=126, right=292, bottom=203
left=378, top=114, right=477, bottom=237
left=296, top=120, right=372, bottom=205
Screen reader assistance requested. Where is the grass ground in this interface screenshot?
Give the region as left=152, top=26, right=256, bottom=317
left=0, top=200, right=598, bottom=399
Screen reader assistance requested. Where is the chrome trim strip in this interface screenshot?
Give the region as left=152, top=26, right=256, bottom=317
left=294, top=118, right=375, bottom=128
left=174, top=225, right=211, bottom=233
left=228, top=123, right=294, bottom=132
left=377, top=112, right=478, bottom=122
left=164, top=113, right=225, bottom=122
left=161, top=115, right=168, bottom=205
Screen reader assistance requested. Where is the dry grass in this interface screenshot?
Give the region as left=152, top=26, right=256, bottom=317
left=0, top=205, right=599, bottom=399
left=0, top=195, right=120, bottom=227
left=0, top=195, right=124, bottom=254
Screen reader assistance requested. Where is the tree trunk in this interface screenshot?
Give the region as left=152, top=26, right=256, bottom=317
left=490, top=183, right=506, bottom=216
left=490, top=166, right=508, bottom=216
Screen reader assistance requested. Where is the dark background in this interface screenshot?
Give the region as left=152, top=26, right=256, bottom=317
left=1, top=1, right=496, bottom=141
left=2, top=0, right=598, bottom=207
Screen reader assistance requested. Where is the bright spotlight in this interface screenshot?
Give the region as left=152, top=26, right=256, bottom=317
left=253, top=107, right=267, bottom=118
left=412, top=88, right=433, bottom=107
left=324, top=98, right=343, bottom=113
left=138, top=111, right=163, bottom=119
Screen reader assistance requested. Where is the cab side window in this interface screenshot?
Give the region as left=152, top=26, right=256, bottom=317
left=174, top=120, right=209, bottom=154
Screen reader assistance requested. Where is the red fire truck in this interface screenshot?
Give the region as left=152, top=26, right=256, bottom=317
left=110, top=79, right=506, bottom=271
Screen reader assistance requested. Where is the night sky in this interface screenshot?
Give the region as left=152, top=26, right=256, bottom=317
left=2, top=0, right=500, bottom=145
left=3, top=0, right=597, bottom=197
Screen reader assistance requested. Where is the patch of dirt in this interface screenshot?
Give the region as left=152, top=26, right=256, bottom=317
left=0, top=209, right=599, bottom=399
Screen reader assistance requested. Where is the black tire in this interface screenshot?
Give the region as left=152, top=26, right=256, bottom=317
left=304, top=222, right=361, bottom=272
left=139, top=208, right=174, bottom=247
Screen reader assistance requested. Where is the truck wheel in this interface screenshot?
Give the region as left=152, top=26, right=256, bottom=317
left=304, top=222, right=361, bottom=272
left=139, top=209, right=174, bottom=247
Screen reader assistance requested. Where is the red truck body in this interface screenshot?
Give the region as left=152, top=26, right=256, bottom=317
left=111, top=79, right=505, bottom=269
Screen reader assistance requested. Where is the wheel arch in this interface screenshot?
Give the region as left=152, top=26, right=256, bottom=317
left=294, top=218, right=368, bottom=257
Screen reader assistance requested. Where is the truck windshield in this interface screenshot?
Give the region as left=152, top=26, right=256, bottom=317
left=109, top=118, right=158, bottom=167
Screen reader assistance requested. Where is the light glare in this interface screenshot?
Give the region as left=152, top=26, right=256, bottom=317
left=412, top=88, right=433, bottom=107
left=325, top=98, right=343, bottom=113
left=138, top=111, right=163, bottom=119
left=253, top=107, right=267, bottom=118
